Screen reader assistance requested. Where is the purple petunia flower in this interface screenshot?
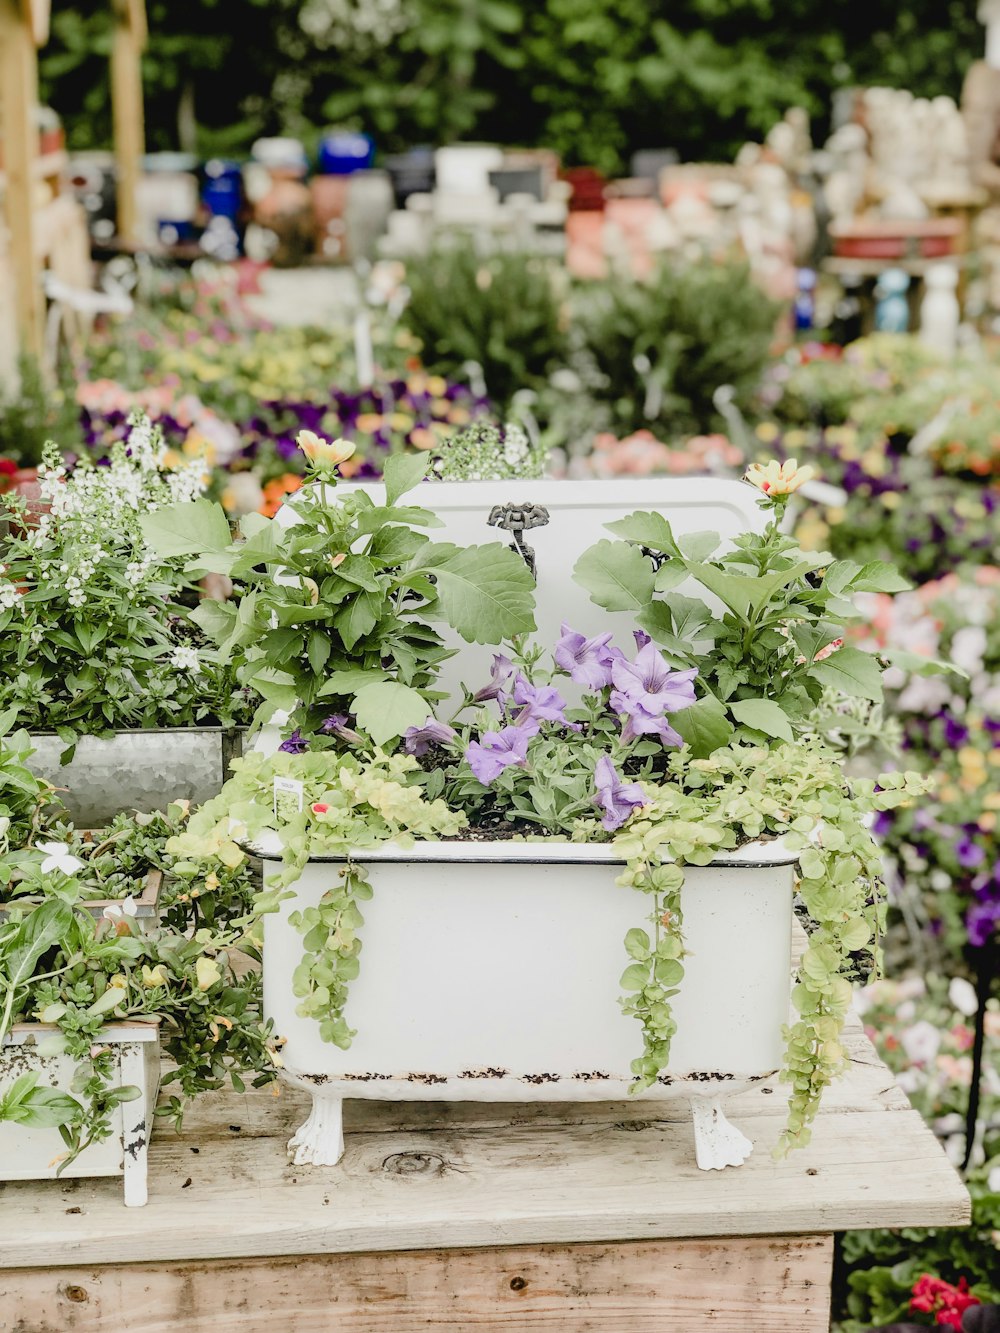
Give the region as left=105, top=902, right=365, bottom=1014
left=278, top=728, right=309, bottom=754
left=472, top=653, right=514, bottom=704
left=593, top=756, right=648, bottom=831
left=404, top=718, right=458, bottom=757
left=465, top=727, right=532, bottom=786
left=610, top=646, right=697, bottom=745
left=553, top=624, right=620, bottom=690
left=508, top=674, right=579, bottom=732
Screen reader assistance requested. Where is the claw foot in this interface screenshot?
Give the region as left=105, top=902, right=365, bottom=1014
left=287, top=1089, right=344, bottom=1167
left=690, top=1094, right=754, bottom=1171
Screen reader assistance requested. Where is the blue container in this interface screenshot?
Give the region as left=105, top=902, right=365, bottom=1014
left=318, top=132, right=375, bottom=176
left=202, top=159, right=243, bottom=219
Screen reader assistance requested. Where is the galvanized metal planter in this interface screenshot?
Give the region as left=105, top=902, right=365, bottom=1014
left=261, top=838, right=798, bottom=1173
left=27, top=728, right=244, bottom=825
left=0, top=1022, right=160, bottom=1206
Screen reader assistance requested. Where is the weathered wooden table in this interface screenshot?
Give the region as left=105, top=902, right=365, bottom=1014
left=0, top=995, right=970, bottom=1333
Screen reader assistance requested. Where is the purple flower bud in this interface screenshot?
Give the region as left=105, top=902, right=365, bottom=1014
left=403, top=718, right=458, bottom=757
left=593, top=755, right=648, bottom=831
left=472, top=653, right=514, bottom=704
left=278, top=728, right=308, bottom=754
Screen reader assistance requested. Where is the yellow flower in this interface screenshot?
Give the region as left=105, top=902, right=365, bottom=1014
left=755, top=422, right=780, bottom=443
left=195, top=957, right=222, bottom=991
left=744, top=458, right=816, bottom=496
left=142, top=964, right=169, bottom=989
left=296, top=430, right=356, bottom=471
left=205, top=873, right=220, bottom=892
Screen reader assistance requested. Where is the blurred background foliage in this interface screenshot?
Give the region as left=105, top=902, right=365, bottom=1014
left=41, top=0, right=980, bottom=174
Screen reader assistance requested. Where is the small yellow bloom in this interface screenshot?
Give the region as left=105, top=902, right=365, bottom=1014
left=755, top=422, right=780, bottom=443
left=142, top=964, right=169, bottom=989
left=745, top=458, right=816, bottom=496
left=880, top=492, right=901, bottom=510
left=195, top=957, right=222, bottom=991
left=204, top=873, right=220, bottom=892
left=296, top=430, right=357, bottom=470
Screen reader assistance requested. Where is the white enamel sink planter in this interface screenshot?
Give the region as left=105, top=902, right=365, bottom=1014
left=261, top=837, right=798, bottom=1172
left=262, top=475, right=796, bottom=1172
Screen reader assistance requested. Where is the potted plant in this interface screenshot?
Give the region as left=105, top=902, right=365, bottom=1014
left=164, top=444, right=929, bottom=1172
left=0, top=416, right=253, bottom=823
left=0, top=798, right=277, bottom=1206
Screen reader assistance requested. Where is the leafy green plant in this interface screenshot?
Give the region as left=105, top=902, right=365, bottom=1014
left=572, top=458, right=925, bottom=754
left=0, top=355, right=81, bottom=467
left=575, top=257, right=781, bottom=436
left=400, top=243, right=569, bottom=412
left=0, top=806, right=275, bottom=1168
left=0, top=711, right=52, bottom=852
left=0, top=418, right=250, bottom=747
left=140, top=440, right=537, bottom=741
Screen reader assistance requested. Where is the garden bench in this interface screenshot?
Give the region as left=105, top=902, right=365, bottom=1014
left=0, top=985, right=969, bottom=1332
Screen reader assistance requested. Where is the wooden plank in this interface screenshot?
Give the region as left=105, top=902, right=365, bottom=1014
left=0, top=1092, right=969, bottom=1267
left=0, top=0, right=44, bottom=357
left=0, top=1234, right=833, bottom=1332
left=110, top=0, right=145, bottom=244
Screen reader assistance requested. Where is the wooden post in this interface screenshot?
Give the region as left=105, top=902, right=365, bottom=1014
left=110, top=0, right=146, bottom=245
left=0, top=0, right=47, bottom=359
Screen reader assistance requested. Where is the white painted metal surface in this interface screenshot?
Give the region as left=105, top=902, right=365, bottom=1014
left=277, top=475, right=765, bottom=707
left=261, top=840, right=797, bottom=1171
left=0, top=1023, right=160, bottom=1206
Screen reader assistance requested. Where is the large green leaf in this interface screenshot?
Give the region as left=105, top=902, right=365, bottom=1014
left=669, top=694, right=734, bottom=758
left=409, top=543, right=536, bottom=643
left=383, top=452, right=428, bottom=506
left=353, top=682, right=429, bottom=745
left=730, top=697, right=794, bottom=742
left=573, top=539, right=655, bottom=614
left=140, top=499, right=232, bottom=559
left=604, top=510, right=680, bottom=556
left=808, top=645, right=884, bottom=703
left=334, top=593, right=379, bottom=651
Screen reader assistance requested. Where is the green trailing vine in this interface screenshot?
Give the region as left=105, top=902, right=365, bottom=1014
left=288, top=864, right=372, bottom=1049
left=612, top=744, right=931, bottom=1155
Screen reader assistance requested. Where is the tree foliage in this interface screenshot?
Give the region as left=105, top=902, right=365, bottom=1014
left=42, top=0, right=980, bottom=171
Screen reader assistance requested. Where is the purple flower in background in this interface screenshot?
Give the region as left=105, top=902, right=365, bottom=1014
left=967, top=898, right=1000, bottom=948
left=633, top=630, right=651, bottom=651
left=593, top=756, right=648, bottom=831
left=554, top=624, right=620, bottom=690
left=465, top=727, right=532, bottom=785
left=278, top=729, right=308, bottom=754
left=871, top=810, right=895, bottom=838
left=956, top=833, right=986, bottom=870
left=509, top=675, right=579, bottom=732
left=404, top=718, right=458, bottom=757
left=943, top=715, right=969, bottom=748
left=321, top=714, right=364, bottom=745
left=472, top=653, right=514, bottom=704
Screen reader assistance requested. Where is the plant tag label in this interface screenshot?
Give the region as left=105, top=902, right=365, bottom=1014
left=273, top=777, right=305, bottom=823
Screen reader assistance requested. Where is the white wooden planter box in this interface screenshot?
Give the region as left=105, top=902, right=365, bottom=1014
left=261, top=839, right=798, bottom=1173
left=0, top=1021, right=160, bottom=1206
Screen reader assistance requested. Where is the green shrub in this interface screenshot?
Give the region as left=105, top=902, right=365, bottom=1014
left=0, top=356, right=81, bottom=467
left=400, top=244, right=569, bottom=411
left=575, top=257, right=781, bottom=436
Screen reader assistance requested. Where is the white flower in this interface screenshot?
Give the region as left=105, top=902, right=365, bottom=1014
left=951, top=625, right=987, bottom=677
left=900, top=1019, right=941, bottom=1065
left=988, top=1165, right=1000, bottom=1193
left=895, top=1068, right=923, bottom=1095
left=949, top=976, right=979, bottom=1018
left=170, top=646, right=201, bottom=672
left=102, top=896, right=138, bottom=924
left=38, top=841, right=85, bottom=876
